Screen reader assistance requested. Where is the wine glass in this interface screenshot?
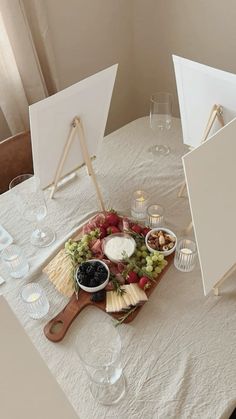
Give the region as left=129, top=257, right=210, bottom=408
left=75, top=321, right=126, bottom=405
left=149, top=92, right=173, bottom=155
left=9, top=174, right=55, bottom=247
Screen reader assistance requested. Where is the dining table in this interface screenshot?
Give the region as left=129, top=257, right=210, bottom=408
left=0, top=116, right=235, bottom=419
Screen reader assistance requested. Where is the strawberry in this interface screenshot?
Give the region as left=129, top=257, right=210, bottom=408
left=138, top=276, right=151, bottom=290
left=106, top=226, right=121, bottom=235
left=99, top=226, right=107, bottom=239
left=131, top=224, right=143, bottom=234
left=127, top=271, right=139, bottom=283
left=106, top=212, right=120, bottom=226
left=142, top=227, right=151, bottom=237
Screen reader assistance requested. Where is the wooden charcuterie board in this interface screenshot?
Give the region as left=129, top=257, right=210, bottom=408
left=43, top=213, right=175, bottom=342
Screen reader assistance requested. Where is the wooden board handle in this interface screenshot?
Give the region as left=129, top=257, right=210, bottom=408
left=44, top=294, right=89, bottom=342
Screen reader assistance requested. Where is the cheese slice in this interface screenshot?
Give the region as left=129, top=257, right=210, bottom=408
left=106, top=291, right=128, bottom=312
left=106, top=291, right=113, bottom=313
left=121, top=286, right=133, bottom=307
left=122, top=285, right=137, bottom=306
left=129, top=283, right=148, bottom=302
left=106, top=285, right=148, bottom=313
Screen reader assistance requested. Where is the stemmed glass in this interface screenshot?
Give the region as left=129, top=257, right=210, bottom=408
left=149, top=92, right=173, bottom=155
left=76, top=321, right=126, bottom=405
left=9, top=174, right=55, bottom=247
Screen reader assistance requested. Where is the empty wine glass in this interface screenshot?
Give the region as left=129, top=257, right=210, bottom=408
left=75, top=321, right=126, bottom=405
left=9, top=174, right=55, bottom=247
left=149, top=92, right=173, bottom=155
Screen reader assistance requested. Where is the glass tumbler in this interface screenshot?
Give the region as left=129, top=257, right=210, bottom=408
left=21, top=283, right=49, bottom=319
left=1, top=244, right=29, bottom=278
left=174, top=239, right=197, bottom=272
left=76, top=321, right=126, bottom=405
left=147, top=204, right=164, bottom=227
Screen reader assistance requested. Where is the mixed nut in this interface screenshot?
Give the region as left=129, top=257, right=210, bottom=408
left=147, top=230, right=176, bottom=252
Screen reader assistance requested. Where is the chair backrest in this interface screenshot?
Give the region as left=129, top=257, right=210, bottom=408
left=0, top=131, right=33, bottom=194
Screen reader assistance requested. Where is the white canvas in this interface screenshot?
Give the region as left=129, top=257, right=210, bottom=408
left=173, top=55, right=236, bottom=148
left=182, top=117, right=236, bottom=295
left=0, top=297, right=78, bottom=419
left=29, top=64, right=118, bottom=189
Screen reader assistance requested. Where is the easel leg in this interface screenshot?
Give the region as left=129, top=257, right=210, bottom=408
left=178, top=181, right=186, bottom=198
left=50, top=122, right=78, bottom=199
left=213, top=263, right=236, bottom=296
left=75, top=118, right=106, bottom=212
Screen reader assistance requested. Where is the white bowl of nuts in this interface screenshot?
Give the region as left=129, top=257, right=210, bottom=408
left=145, top=227, right=177, bottom=256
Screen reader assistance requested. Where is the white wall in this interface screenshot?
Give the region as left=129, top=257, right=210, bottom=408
left=39, top=0, right=135, bottom=133
left=133, top=0, right=236, bottom=118
left=3, top=0, right=236, bottom=139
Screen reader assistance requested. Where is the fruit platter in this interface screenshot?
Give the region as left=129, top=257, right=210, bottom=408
left=44, top=211, right=175, bottom=342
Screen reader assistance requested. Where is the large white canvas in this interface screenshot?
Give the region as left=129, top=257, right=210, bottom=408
left=182, top=117, right=236, bottom=295
left=29, top=64, right=118, bottom=189
left=0, top=297, right=78, bottom=419
left=173, top=55, right=236, bottom=148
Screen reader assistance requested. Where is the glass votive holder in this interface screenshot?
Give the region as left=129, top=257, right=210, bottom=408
left=174, top=239, right=197, bottom=272
left=147, top=204, right=164, bottom=228
left=21, top=283, right=49, bottom=319
left=131, top=190, right=149, bottom=220
left=1, top=244, right=29, bottom=279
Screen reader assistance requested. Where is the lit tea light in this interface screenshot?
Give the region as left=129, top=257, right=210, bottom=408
left=181, top=248, right=193, bottom=256
left=147, top=204, right=164, bottom=227
left=131, top=190, right=149, bottom=220
left=174, top=239, right=197, bottom=273
left=27, top=292, right=40, bottom=303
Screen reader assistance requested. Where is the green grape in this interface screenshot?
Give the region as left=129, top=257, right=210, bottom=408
left=146, top=265, right=153, bottom=272
left=155, top=266, right=162, bottom=274
left=142, top=251, right=148, bottom=257
left=136, top=250, right=142, bottom=258
left=81, top=235, right=89, bottom=243
left=152, top=255, right=158, bottom=262
left=90, top=230, right=97, bottom=238
left=157, top=254, right=164, bottom=261
left=141, top=245, right=147, bottom=251
left=146, top=259, right=153, bottom=266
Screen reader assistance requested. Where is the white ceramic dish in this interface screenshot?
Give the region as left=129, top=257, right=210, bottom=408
left=75, top=259, right=110, bottom=293
left=102, top=233, right=136, bottom=263
left=145, top=227, right=177, bottom=256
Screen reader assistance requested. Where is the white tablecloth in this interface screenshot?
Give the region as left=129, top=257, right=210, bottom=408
left=1, top=117, right=235, bottom=419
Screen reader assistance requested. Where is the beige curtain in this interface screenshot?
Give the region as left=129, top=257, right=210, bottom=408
left=0, top=0, right=58, bottom=136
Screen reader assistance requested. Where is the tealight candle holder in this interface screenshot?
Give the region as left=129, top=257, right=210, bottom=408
left=21, top=283, right=49, bottom=319
left=131, top=190, right=149, bottom=220
left=147, top=204, right=164, bottom=228
left=174, top=239, right=197, bottom=272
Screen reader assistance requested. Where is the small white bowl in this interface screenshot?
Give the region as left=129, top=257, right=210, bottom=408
left=75, top=259, right=110, bottom=293
left=145, top=227, right=177, bottom=256
left=102, top=233, right=136, bottom=263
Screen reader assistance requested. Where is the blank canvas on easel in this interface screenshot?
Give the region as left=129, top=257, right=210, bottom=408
left=29, top=64, right=118, bottom=189
left=182, top=117, right=236, bottom=295
left=173, top=55, right=236, bottom=148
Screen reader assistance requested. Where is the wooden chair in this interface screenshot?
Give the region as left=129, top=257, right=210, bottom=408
left=0, top=131, right=33, bottom=194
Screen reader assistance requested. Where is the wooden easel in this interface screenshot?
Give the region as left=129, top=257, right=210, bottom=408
left=50, top=117, right=105, bottom=212
left=213, top=262, right=236, bottom=296
left=178, top=104, right=225, bottom=199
